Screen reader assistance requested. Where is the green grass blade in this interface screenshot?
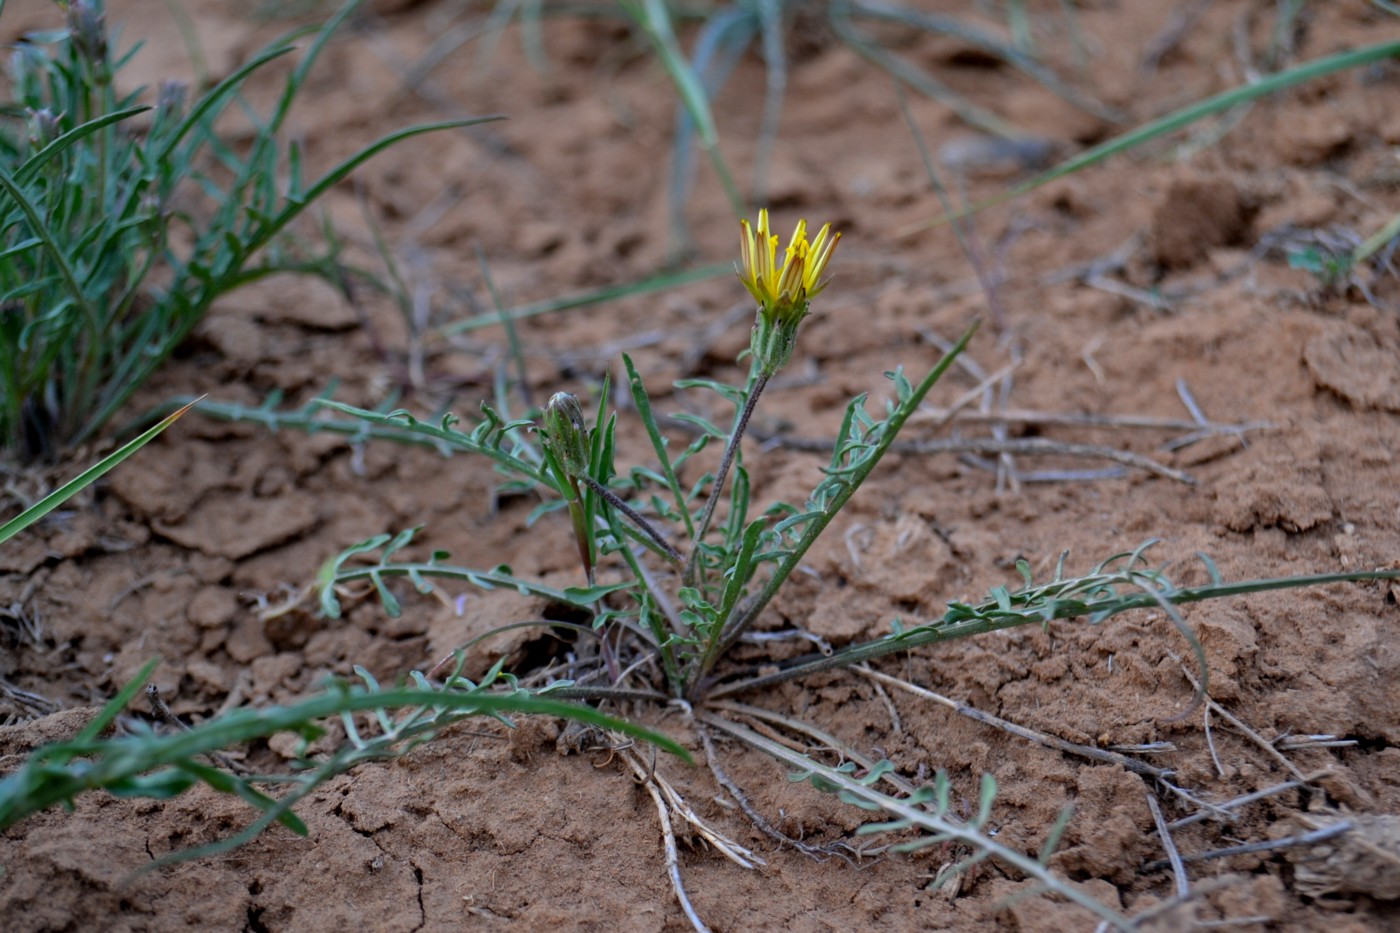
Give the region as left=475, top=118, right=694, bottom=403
left=830, top=6, right=1022, bottom=140
left=270, top=0, right=366, bottom=135
left=0, top=689, right=689, bottom=830
left=249, top=118, right=503, bottom=254
left=0, top=398, right=201, bottom=545
left=440, top=263, right=729, bottom=336
left=847, top=0, right=1118, bottom=121
left=713, top=567, right=1400, bottom=696
left=621, top=0, right=745, bottom=216
left=155, top=46, right=297, bottom=162
left=73, top=657, right=162, bottom=744
left=474, top=244, right=531, bottom=407
left=0, top=164, right=101, bottom=335
left=716, top=518, right=765, bottom=623
left=14, top=106, right=150, bottom=186
left=1354, top=211, right=1400, bottom=264
left=623, top=353, right=694, bottom=538
left=626, top=0, right=717, bottom=147
left=922, top=37, right=1400, bottom=226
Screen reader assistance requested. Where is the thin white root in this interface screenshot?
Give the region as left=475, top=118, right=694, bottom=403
left=635, top=761, right=710, bottom=933
left=621, top=743, right=762, bottom=870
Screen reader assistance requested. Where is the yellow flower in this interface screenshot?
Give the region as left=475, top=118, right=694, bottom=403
left=738, top=210, right=840, bottom=374
left=737, top=210, right=840, bottom=323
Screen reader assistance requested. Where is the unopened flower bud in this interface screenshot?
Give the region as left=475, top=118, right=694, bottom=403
left=26, top=109, right=60, bottom=149
left=156, top=81, right=187, bottom=123
left=541, top=392, right=591, bottom=478
left=67, top=1, right=108, bottom=65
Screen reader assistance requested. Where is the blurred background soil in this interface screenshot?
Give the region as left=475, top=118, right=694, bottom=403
left=2, top=0, right=1399, bottom=929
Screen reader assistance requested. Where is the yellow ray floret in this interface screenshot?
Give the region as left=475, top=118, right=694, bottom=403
left=738, top=209, right=840, bottom=321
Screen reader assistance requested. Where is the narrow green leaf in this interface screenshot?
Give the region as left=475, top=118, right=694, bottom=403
left=74, top=657, right=161, bottom=744
left=926, top=37, right=1400, bottom=226
left=0, top=399, right=201, bottom=544
left=624, top=353, right=693, bottom=538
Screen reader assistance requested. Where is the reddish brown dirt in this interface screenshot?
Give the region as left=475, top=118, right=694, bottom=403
left=4, top=1, right=1400, bottom=930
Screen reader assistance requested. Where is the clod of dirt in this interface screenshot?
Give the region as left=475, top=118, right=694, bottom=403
left=1305, top=327, right=1400, bottom=412
left=234, top=277, right=358, bottom=332
left=153, top=492, right=319, bottom=560
left=1213, top=458, right=1332, bottom=534
left=1276, top=107, right=1354, bottom=166
left=187, top=586, right=239, bottom=630
left=1288, top=812, right=1400, bottom=901
left=1149, top=175, right=1256, bottom=270
left=995, top=876, right=1124, bottom=931
left=0, top=707, right=103, bottom=767
left=426, top=588, right=560, bottom=680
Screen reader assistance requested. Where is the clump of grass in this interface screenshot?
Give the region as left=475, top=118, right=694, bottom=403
left=0, top=0, right=489, bottom=462
left=614, top=0, right=1112, bottom=247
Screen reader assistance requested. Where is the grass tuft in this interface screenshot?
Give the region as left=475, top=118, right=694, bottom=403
left=0, top=0, right=492, bottom=461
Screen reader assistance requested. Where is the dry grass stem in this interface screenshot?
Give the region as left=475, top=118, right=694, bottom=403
left=631, top=752, right=711, bottom=933
left=1143, top=820, right=1353, bottom=872
left=1204, top=705, right=1226, bottom=778
left=695, top=721, right=843, bottom=863
left=0, top=679, right=59, bottom=720
left=866, top=674, right=902, bottom=734
left=909, top=406, right=1275, bottom=438
left=145, top=685, right=245, bottom=774
left=1146, top=789, right=1190, bottom=899
left=1177, top=661, right=1309, bottom=782
left=769, top=435, right=1197, bottom=484
left=1166, top=776, right=1319, bottom=831
left=857, top=666, right=1174, bottom=779
left=710, top=701, right=930, bottom=803
left=620, top=743, right=761, bottom=870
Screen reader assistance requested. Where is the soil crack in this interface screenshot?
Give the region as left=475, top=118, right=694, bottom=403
left=410, top=863, right=426, bottom=932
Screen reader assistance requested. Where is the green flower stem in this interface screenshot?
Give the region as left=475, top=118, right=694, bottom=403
left=689, top=322, right=978, bottom=700
left=578, top=475, right=682, bottom=565
left=566, top=483, right=595, bottom=584
left=684, top=368, right=770, bottom=585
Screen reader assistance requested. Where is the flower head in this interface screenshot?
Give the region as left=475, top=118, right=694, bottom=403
left=738, top=210, right=840, bottom=323
left=737, top=209, right=840, bottom=373
left=66, top=1, right=108, bottom=66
